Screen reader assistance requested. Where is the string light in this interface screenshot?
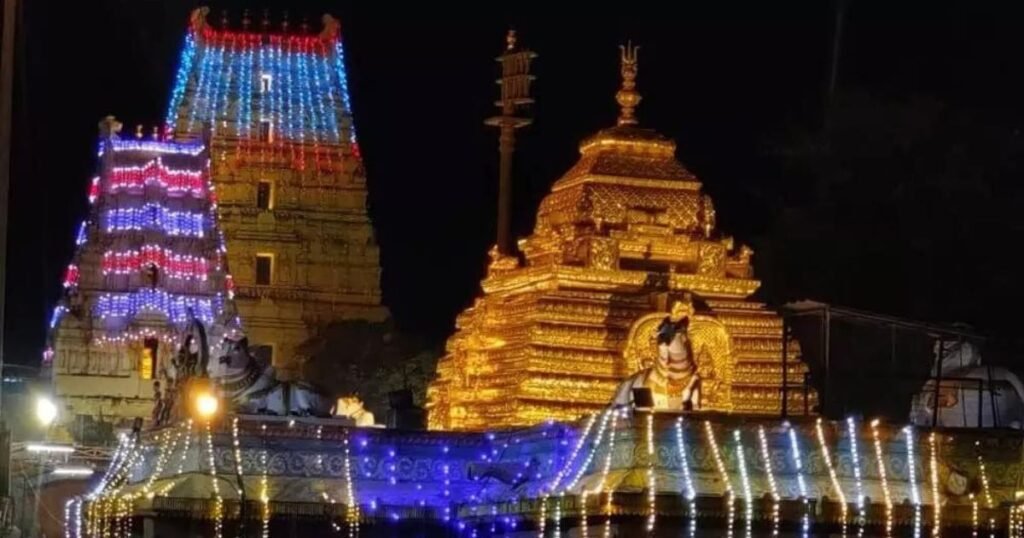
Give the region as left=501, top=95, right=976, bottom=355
left=342, top=431, right=360, bottom=538
left=205, top=422, right=223, bottom=538
left=971, top=493, right=979, bottom=538
left=787, top=423, right=811, bottom=535
left=107, top=159, right=206, bottom=197
left=95, top=288, right=216, bottom=325
left=581, top=406, right=619, bottom=538
left=557, top=408, right=613, bottom=538
left=646, top=412, right=657, bottom=533
left=929, top=432, right=942, bottom=536
left=977, top=443, right=995, bottom=538
left=816, top=418, right=847, bottom=536
left=102, top=245, right=210, bottom=280
left=758, top=426, right=781, bottom=537
left=847, top=417, right=866, bottom=536
left=109, top=139, right=205, bottom=156
left=63, top=264, right=80, bottom=289
left=260, top=424, right=270, bottom=538
left=674, top=417, right=697, bottom=524
left=870, top=420, right=893, bottom=536
left=165, top=31, right=198, bottom=128
left=705, top=421, right=735, bottom=538
left=904, top=426, right=922, bottom=538
left=734, top=430, right=753, bottom=537
left=539, top=412, right=599, bottom=538
left=103, top=204, right=206, bottom=237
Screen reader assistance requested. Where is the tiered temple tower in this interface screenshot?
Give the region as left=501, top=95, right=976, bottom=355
left=427, top=45, right=816, bottom=430
left=163, top=9, right=388, bottom=377
left=48, top=118, right=238, bottom=424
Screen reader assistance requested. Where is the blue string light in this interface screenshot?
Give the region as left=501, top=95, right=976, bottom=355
left=165, top=32, right=197, bottom=129
left=103, top=204, right=206, bottom=237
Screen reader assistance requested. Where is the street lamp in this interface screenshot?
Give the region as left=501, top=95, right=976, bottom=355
left=194, top=391, right=219, bottom=420
left=35, top=395, right=57, bottom=427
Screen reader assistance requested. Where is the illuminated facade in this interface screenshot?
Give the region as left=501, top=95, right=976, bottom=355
left=427, top=46, right=816, bottom=430
left=164, top=9, right=388, bottom=378
left=48, top=118, right=237, bottom=422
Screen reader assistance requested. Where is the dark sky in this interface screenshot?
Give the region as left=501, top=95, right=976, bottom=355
left=8, top=1, right=1024, bottom=366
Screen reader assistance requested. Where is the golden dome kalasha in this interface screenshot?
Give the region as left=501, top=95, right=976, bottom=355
left=426, top=43, right=816, bottom=431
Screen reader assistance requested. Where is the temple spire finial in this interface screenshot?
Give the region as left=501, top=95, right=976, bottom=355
left=616, top=41, right=641, bottom=126
left=505, top=29, right=517, bottom=51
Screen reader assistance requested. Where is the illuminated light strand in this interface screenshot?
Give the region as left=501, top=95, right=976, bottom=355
left=205, top=422, right=223, bottom=538
left=102, top=246, right=210, bottom=281
left=870, top=420, right=894, bottom=536
left=342, top=432, right=360, bottom=538
left=95, top=288, right=216, bottom=325
left=816, top=419, right=848, bottom=536
left=189, top=35, right=215, bottom=131
left=581, top=406, right=619, bottom=538
left=307, top=37, right=326, bottom=148
left=645, top=413, right=657, bottom=532
left=538, top=412, right=599, bottom=538
left=107, top=159, right=206, bottom=197
left=75, top=221, right=88, bottom=246
left=274, top=38, right=284, bottom=150
left=904, top=426, right=922, bottom=538
left=206, top=36, right=227, bottom=135
left=929, top=433, right=942, bottom=536
left=219, top=35, right=236, bottom=135
left=847, top=417, right=866, bottom=536
left=333, top=40, right=357, bottom=144
left=976, top=444, right=995, bottom=538
left=788, top=423, right=811, bottom=535
left=165, top=31, right=198, bottom=127
left=103, top=204, right=206, bottom=237
left=140, top=426, right=181, bottom=499
left=705, top=421, right=735, bottom=538
left=259, top=424, right=270, bottom=538
left=675, top=417, right=698, bottom=535
left=258, top=34, right=269, bottom=150
left=294, top=38, right=309, bottom=147
left=317, top=40, right=341, bottom=144
left=758, top=426, right=781, bottom=537
left=734, top=430, right=754, bottom=537
left=63, top=264, right=80, bottom=288
left=971, top=494, right=979, bottom=538
left=109, top=139, right=205, bottom=156
left=557, top=408, right=613, bottom=538
left=89, top=176, right=99, bottom=203
left=49, top=305, right=66, bottom=329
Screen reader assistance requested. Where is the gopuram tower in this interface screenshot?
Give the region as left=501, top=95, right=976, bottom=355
left=427, top=45, right=816, bottom=430
left=164, top=9, right=388, bottom=376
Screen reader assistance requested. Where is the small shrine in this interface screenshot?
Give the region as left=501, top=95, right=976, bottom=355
left=427, top=43, right=816, bottom=431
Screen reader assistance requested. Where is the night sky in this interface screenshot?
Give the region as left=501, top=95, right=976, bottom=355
left=8, top=1, right=1024, bottom=367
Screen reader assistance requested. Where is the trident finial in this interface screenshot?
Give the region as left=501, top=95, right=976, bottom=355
left=505, top=29, right=517, bottom=51
left=616, top=41, right=641, bottom=126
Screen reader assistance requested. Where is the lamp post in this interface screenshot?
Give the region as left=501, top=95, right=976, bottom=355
left=190, top=383, right=246, bottom=537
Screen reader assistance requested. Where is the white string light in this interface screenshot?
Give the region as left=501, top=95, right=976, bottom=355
left=705, top=421, right=735, bottom=538
left=847, top=417, right=866, bottom=537
left=260, top=424, right=270, bottom=538
left=205, top=422, right=223, bottom=538
left=816, top=418, right=847, bottom=536
left=929, top=432, right=942, bottom=536
left=787, top=423, right=811, bottom=536
left=646, top=412, right=657, bottom=533
left=734, top=430, right=753, bottom=538
left=869, top=420, right=893, bottom=536
left=758, top=426, right=781, bottom=537
left=904, top=426, right=922, bottom=538
left=582, top=405, right=619, bottom=538
left=674, top=416, right=697, bottom=527
left=977, top=443, right=995, bottom=538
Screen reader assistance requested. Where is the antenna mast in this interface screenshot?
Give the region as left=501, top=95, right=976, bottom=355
left=484, top=30, right=536, bottom=256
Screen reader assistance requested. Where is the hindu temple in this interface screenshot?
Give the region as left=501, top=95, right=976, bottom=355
left=37, top=10, right=1024, bottom=538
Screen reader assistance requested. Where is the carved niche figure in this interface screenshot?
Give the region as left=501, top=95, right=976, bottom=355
left=613, top=294, right=734, bottom=412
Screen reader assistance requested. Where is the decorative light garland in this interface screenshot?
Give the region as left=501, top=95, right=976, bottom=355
left=63, top=264, right=80, bottom=289
left=674, top=417, right=697, bottom=523
left=260, top=423, right=270, bottom=538
left=758, top=426, right=781, bottom=537
left=205, top=422, right=223, bottom=538
left=556, top=408, right=613, bottom=538
left=108, top=140, right=205, bottom=157
left=581, top=406, right=619, bottom=538
left=734, top=430, right=753, bottom=537
left=705, top=421, right=735, bottom=537
left=816, top=418, right=847, bottom=535
left=646, top=413, right=657, bottom=533
left=342, top=431, right=360, bottom=538
left=870, top=420, right=894, bottom=536
left=846, top=417, right=866, bottom=536
left=102, top=245, right=210, bottom=281
left=904, top=426, right=922, bottom=538
left=165, top=31, right=198, bottom=128
left=103, top=204, right=206, bottom=237
left=787, top=423, right=811, bottom=535
left=538, top=412, right=599, bottom=538
left=95, top=288, right=216, bottom=325
left=977, top=443, right=995, bottom=538
left=929, top=432, right=942, bottom=536
left=108, top=159, right=206, bottom=197
left=971, top=493, right=979, bottom=538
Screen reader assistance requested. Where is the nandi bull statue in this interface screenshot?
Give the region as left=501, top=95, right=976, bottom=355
left=612, top=294, right=732, bottom=411
left=172, top=314, right=333, bottom=417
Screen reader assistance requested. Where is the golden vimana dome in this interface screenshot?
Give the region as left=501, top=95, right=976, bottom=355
left=426, top=43, right=816, bottom=430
